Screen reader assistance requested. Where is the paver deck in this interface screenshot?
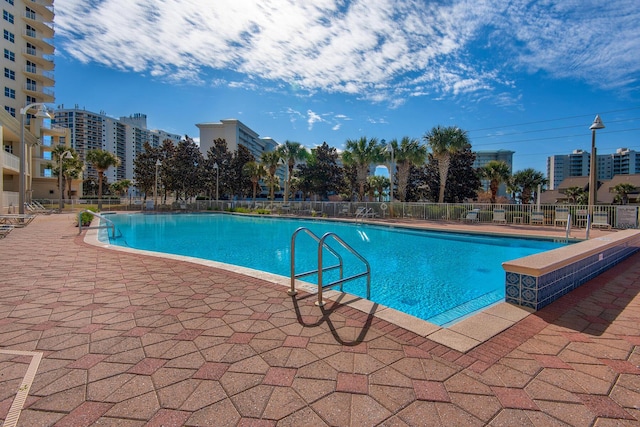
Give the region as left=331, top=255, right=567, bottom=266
left=0, top=213, right=638, bottom=426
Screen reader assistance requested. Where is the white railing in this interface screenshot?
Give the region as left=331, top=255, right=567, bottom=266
left=2, top=151, right=20, bottom=171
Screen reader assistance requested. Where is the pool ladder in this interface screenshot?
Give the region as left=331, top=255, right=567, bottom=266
left=289, top=227, right=371, bottom=307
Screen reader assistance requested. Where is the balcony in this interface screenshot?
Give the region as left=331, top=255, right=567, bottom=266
left=24, top=0, right=54, bottom=22
left=22, top=30, right=55, bottom=54
left=2, top=151, right=20, bottom=173
left=22, top=48, right=55, bottom=71
left=24, top=66, right=55, bottom=86
left=21, top=13, right=54, bottom=38
left=23, top=83, right=55, bottom=103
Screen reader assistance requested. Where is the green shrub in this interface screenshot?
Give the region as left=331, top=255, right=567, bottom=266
left=256, top=208, right=271, bottom=215
left=232, top=207, right=251, bottom=213
left=77, top=207, right=97, bottom=227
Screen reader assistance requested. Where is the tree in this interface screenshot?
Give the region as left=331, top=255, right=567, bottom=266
left=423, top=126, right=470, bottom=203
left=389, top=137, right=427, bottom=202
left=133, top=142, right=161, bottom=201
left=612, top=183, right=637, bottom=204
left=229, top=145, right=255, bottom=199
left=261, top=150, right=282, bottom=201
left=110, top=179, right=132, bottom=197
left=512, top=168, right=547, bottom=204
left=367, top=175, right=389, bottom=202
left=342, top=137, right=383, bottom=201
left=423, top=147, right=480, bottom=202
left=478, top=160, right=511, bottom=204
left=163, top=136, right=204, bottom=201
left=50, top=145, right=83, bottom=201
left=86, top=149, right=121, bottom=210
left=563, top=186, right=586, bottom=204
left=204, top=138, right=233, bottom=200
left=277, top=141, right=309, bottom=203
left=243, top=161, right=266, bottom=202
left=297, top=142, right=344, bottom=200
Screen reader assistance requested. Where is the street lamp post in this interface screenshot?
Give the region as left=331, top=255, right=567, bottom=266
left=213, top=162, right=219, bottom=204
left=154, top=159, right=161, bottom=208
left=386, top=143, right=394, bottom=202
left=588, top=115, right=605, bottom=222
left=19, top=103, right=51, bottom=214
left=58, top=150, right=73, bottom=211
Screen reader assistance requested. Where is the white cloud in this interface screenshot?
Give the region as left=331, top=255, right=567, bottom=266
left=55, top=0, right=640, bottom=106
left=307, top=110, right=324, bottom=130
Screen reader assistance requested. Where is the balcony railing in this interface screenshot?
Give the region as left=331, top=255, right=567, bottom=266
left=2, top=151, right=20, bottom=172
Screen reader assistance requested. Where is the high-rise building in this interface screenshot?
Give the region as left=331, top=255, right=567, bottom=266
left=53, top=108, right=181, bottom=192
left=547, top=148, right=640, bottom=190
left=1, top=0, right=67, bottom=212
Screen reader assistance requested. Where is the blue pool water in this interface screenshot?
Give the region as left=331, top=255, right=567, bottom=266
left=103, top=213, right=565, bottom=325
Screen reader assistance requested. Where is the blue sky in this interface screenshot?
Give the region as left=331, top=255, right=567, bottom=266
left=52, top=0, right=640, bottom=175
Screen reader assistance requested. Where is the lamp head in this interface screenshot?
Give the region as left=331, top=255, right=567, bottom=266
left=213, top=162, right=218, bottom=169
left=155, top=159, right=162, bottom=166
left=63, top=151, right=74, bottom=159
left=35, top=104, right=52, bottom=119
left=590, top=115, right=605, bottom=130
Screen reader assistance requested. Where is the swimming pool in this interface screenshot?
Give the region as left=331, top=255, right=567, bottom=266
left=103, top=213, right=566, bottom=325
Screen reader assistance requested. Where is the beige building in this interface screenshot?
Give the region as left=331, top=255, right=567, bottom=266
left=196, top=118, right=278, bottom=160
left=1, top=0, right=73, bottom=213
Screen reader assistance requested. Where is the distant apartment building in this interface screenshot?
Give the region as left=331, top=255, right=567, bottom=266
left=547, top=148, right=640, bottom=190
left=196, top=119, right=279, bottom=160
left=1, top=0, right=69, bottom=212
left=473, top=149, right=514, bottom=197
left=52, top=108, right=181, bottom=192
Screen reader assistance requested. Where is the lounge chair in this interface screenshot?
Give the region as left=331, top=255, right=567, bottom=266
left=0, top=214, right=35, bottom=227
left=554, top=207, right=570, bottom=227
left=355, top=206, right=377, bottom=218
left=575, top=209, right=588, bottom=228
left=530, top=211, right=544, bottom=225
left=461, top=209, right=480, bottom=222
left=24, top=202, right=54, bottom=215
left=492, top=209, right=506, bottom=225
left=592, top=212, right=611, bottom=229
left=0, top=224, right=14, bottom=238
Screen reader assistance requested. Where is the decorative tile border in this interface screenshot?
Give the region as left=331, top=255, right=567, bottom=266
left=504, top=231, right=640, bottom=310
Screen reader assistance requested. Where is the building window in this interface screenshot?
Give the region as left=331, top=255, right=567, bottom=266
left=25, top=7, right=35, bottom=20
left=26, top=95, right=36, bottom=104
left=26, top=60, right=36, bottom=73
left=26, top=78, right=37, bottom=91
left=25, top=24, right=35, bottom=38
left=4, top=67, right=14, bottom=79
left=4, top=87, right=16, bottom=99
left=5, top=0, right=14, bottom=5
left=3, top=48, right=14, bottom=61
left=4, top=106, right=16, bottom=117
left=25, top=42, right=36, bottom=55
left=3, top=9, right=13, bottom=23
left=3, top=29, right=14, bottom=42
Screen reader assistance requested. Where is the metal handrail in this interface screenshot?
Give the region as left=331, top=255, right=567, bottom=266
left=289, top=227, right=371, bottom=307
left=317, top=232, right=371, bottom=307
left=289, top=227, right=343, bottom=297
left=565, top=213, right=571, bottom=242
left=77, top=210, right=116, bottom=238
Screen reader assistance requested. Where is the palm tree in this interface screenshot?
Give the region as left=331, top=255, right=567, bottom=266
left=342, top=137, right=383, bottom=201
left=243, top=161, right=266, bottom=203
left=512, top=168, right=546, bottom=204
left=423, top=126, right=470, bottom=203
left=563, top=186, right=586, bottom=204
left=51, top=146, right=83, bottom=201
left=261, top=150, right=282, bottom=201
left=389, top=137, right=427, bottom=202
left=478, top=160, right=511, bottom=204
left=86, top=149, right=121, bottom=210
left=277, top=141, right=308, bottom=203
left=612, top=183, right=637, bottom=204
left=367, top=175, right=389, bottom=202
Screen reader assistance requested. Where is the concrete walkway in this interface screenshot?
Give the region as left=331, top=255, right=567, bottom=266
left=0, top=214, right=638, bottom=426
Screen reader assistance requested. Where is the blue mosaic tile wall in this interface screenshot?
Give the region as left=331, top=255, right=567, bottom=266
left=505, top=239, right=640, bottom=310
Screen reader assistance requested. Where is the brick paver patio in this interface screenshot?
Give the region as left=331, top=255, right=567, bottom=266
left=0, top=214, right=638, bottom=426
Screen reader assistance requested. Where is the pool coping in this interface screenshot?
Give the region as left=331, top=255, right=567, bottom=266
left=82, top=221, right=535, bottom=353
